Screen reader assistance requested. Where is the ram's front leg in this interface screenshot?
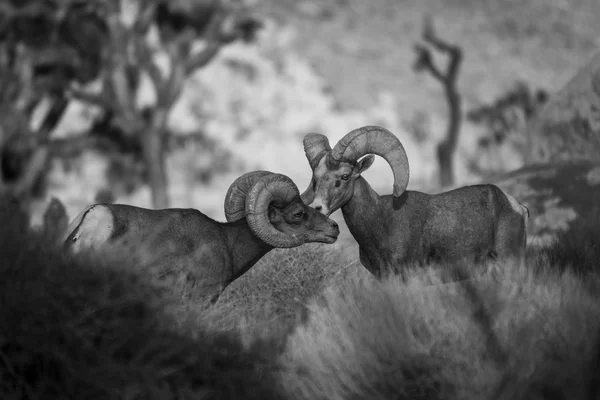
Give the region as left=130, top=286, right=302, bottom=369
left=358, top=248, right=380, bottom=278
left=359, top=248, right=396, bottom=279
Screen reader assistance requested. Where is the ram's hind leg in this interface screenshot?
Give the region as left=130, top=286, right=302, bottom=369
left=474, top=249, right=497, bottom=264
left=493, top=191, right=528, bottom=268
left=495, top=212, right=527, bottom=268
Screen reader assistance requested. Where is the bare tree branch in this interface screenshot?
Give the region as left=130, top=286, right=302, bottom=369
left=134, top=34, right=165, bottom=90
left=133, top=0, right=158, bottom=34
left=417, top=14, right=463, bottom=87
left=161, top=63, right=185, bottom=109
left=181, top=10, right=233, bottom=75
left=184, top=41, right=222, bottom=74
left=413, top=44, right=444, bottom=83
left=0, top=145, right=49, bottom=198
left=68, top=87, right=114, bottom=110
left=36, top=95, right=69, bottom=138
left=422, top=14, right=456, bottom=54
left=413, top=14, right=464, bottom=187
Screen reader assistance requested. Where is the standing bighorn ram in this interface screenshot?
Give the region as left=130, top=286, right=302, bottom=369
left=62, top=171, right=340, bottom=303
left=301, top=125, right=528, bottom=278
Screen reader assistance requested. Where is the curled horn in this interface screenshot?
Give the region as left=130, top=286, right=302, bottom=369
left=330, top=126, right=410, bottom=197
left=245, top=173, right=305, bottom=248
left=303, top=133, right=332, bottom=170
left=301, top=133, right=332, bottom=204
left=224, top=170, right=274, bottom=222
left=300, top=184, right=315, bottom=205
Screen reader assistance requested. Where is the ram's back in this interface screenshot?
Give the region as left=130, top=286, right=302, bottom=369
left=63, top=204, right=224, bottom=258
left=382, top=184, right=523, bottom=263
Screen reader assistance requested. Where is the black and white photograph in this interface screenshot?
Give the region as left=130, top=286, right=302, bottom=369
left=1, top=0, right=600, bottom=398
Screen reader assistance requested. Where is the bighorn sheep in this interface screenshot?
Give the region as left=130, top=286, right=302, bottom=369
left=62, top=171, right=340, bottom=303
left=301, top=125, right=528, bottom=278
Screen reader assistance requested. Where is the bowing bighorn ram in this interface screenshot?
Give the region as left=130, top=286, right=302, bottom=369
left=62, top=171, right=340, bottom=303
left=301, top=126, right=528, bottom=278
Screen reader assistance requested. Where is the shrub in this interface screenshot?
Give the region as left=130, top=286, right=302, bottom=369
left=535, top=211, right=600, bottom=275
left=0, top=198, right=284, bottom=400
left=185, top=242, right=359, bottom=344
left=280, top=261, right=600, bottom=400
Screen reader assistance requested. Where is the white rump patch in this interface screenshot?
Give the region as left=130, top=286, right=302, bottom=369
left=66, top=205, right=114, bottom=253
left=503, top=191, right=528, bottom=218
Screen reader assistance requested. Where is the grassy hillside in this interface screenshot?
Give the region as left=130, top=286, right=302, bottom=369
left=6, top=1, right=600, bottom=398
left=0, top=200, right=284, bottom=400
left=4, top=195, right=600, bottom=399
left=281, top=264, right=600, bottom=400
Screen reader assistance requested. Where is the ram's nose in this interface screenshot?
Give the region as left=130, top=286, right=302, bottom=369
left=310, top=200, right=330, bottom=216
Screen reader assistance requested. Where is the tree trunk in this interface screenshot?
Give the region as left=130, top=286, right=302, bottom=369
left=143, top=124, right=169, bottom=209
left=437, top=87, right=462, bottom=188
left=438, top=81, right=462, bottom=187
left=437, top=141, right=454, bottom=188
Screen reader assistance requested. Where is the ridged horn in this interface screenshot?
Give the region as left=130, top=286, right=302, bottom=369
left=303, top=133, right=332, bottom=170
left=245, top=173, right=305, bottom=248
left=300, top=184, right=315, bottom=205
left=224, top=170, right=274, bottom=222
left=330, top=125, right=410, bottom=197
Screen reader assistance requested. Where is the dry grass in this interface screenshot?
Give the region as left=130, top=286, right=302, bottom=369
left=535, top=210, right=600, bottom=276
left=280, top=260, right=600, bottom=400
left=0, top=198, right=285, bottom=400
left=180, top=242, right=360, bottom=344
left=5, top=192, right=600, bottom=399
left=6, top=0, right=600, bottom=397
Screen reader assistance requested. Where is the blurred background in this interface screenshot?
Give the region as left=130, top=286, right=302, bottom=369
left=0, top=0, right=598, bottom=226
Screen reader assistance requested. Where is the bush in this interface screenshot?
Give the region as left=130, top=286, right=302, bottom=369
left=536, top=211, right=600, bottom=275
left=185, top=242, right=360, bottom=344
left=280, top=261, right=600, bottom=400
left=7, top=192, right=600, bottom=399
left=0, top=198, right=284, bottom=400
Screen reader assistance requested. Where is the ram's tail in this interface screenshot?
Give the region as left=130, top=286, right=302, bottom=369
left=60, top=205, right=95, bottom=252
left=521, top=203, right=530, bottom=219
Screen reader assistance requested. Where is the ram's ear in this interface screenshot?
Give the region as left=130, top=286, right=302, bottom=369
left=355, top=155, right=375, bottom=175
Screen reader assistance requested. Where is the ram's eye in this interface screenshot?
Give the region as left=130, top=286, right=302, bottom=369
left=340, top=174, right=350, bottom=181
left=293, top=211, right=304, bottom=218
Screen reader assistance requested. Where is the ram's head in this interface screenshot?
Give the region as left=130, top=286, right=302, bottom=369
left=301, top=126, right=410, bottom=216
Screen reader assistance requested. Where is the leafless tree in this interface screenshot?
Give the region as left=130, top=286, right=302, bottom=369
left=0, top=6, right=71, bottom=206
left=0, top=0, right=260, bottom=209
left=68, top=0, right=260, bottom=208
left=413, top=15, right=463, bottom=188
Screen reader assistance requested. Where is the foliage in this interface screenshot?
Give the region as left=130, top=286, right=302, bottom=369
left=5, top=0, right=600, bottom=396
left=0, top=194, right=284, bottom=400
left=467, top=81, right=548, bottom=167
left=163, top=241, right=358, bottom=344
left=0, top=0, right=105, bottom=202
left=281, top=261, right=600, bottom=400
left=413, top=15, right=463, bottom=187
left=6, top=190, right=600, bottom=399
left=0, top=0, right=262, bottom=209
left=534, top=211, right=600, bottom=276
